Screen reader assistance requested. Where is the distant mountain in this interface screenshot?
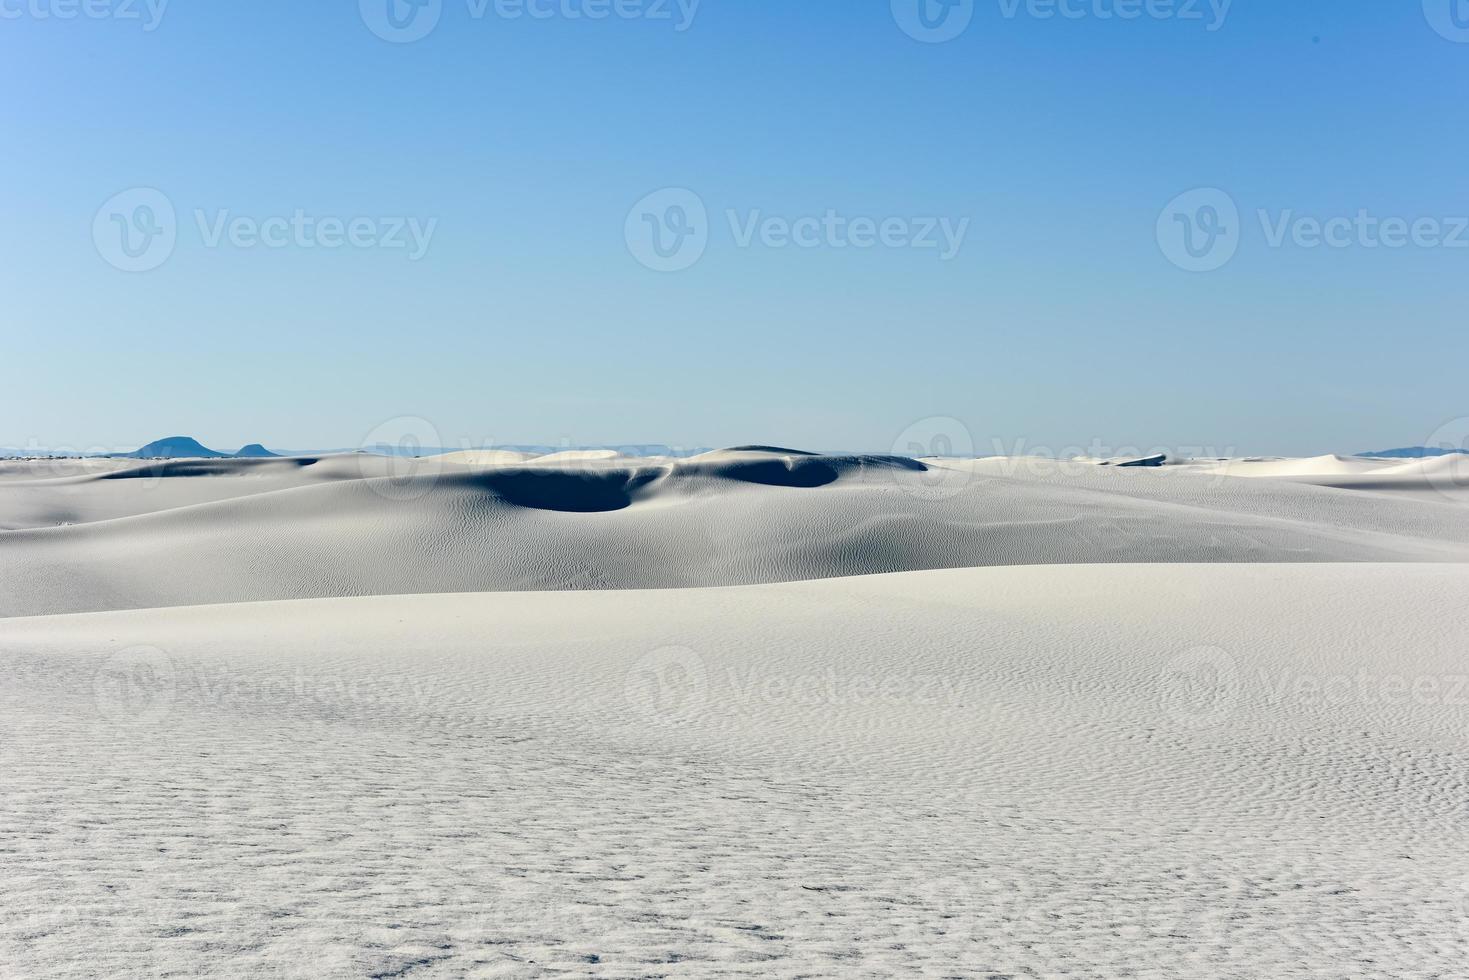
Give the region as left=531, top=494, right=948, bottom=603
left=125, top=436, right=230, bottom=459
left=1358, top=447, right=1469, bottom=459
left=235, top=443, right=280, bottom=458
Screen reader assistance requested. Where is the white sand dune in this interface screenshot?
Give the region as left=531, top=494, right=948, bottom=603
left=1176, top=453, right=1392, bottom=479
left=1, top=450, right=1467, bottom=617
left=1174, top=452, right=1469, bottom=502
left=436, top=449, right=539, bottom=467
left=4, top=449, right=1468, bottom=976
left=2, top=563, right=1467, bottom=978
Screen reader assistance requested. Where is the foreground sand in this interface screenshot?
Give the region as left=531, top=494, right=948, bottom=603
left=3, top=563, right=1468, bottom=978
left=3, top=451, right=1467, bottom=976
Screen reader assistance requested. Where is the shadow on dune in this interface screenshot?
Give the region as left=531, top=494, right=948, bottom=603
left=463, top=467, right=666, bottom=513
left=722, top=445, right=820, bottom=456
left=713, top=458, right=842, bottom=488
left=453, top=453, right=932, bottom=508
left=99, top=459, right=319, bottom=480
left=687, top=453, right=928, bottom=489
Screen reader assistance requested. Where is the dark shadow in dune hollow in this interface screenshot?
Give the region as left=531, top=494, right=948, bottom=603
left=709, top=459, right=842, bottom=488
left=465, top=468, right=665, bottom=513
left=99, top=459, right=319, bottom=480
left=723, top=445, right=820, bottom=456
left=690, top=454, right=928, bottom=489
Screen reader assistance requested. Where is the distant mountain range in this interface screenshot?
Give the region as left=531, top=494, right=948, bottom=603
left=125, top=436, right=231, bottom=459
left=235, top=443, right=281, bottom=458
left=1, top=438, right=703, bottom=460
left=123, top=437, right=280, bottom=459
left=1358, top=447, right=1469, bottom=459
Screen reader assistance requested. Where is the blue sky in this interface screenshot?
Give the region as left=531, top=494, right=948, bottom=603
left=4, top=1, right=1466, bottom=456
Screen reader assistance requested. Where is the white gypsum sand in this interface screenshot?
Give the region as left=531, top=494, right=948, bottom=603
left=1, top=450, right=1467, bottom=617
left=1, top=450, right=1467, bottom=977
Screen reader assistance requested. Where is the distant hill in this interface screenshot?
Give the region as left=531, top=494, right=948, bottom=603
left=125, top=436, right=230, bottom=459
left=1358, top=447, right=1469, bottom=459
left=235, top=444, right=280, bottom=458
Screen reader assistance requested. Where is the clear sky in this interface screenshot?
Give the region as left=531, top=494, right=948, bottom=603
left=4, top=1, right=1466, bottom=457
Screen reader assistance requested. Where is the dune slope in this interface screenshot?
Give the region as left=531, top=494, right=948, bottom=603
left=2, top=451, right=1468, bottom=616
left=1, top=564, right=1466, bottom=977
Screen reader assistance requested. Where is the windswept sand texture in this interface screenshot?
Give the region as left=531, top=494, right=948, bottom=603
left=2, top=450, right=1468, bottom=977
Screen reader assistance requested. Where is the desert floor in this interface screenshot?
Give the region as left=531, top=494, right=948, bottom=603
left=2, top=450, right=1467, bottom=977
